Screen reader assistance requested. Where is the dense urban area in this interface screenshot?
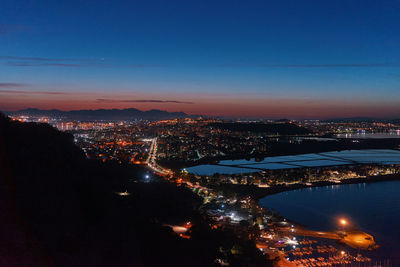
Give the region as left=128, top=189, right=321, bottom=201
left=5, top=114, right=400, bottom=266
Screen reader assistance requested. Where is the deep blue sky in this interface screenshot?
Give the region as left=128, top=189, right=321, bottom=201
left=1, top=0, right=400, bottom=118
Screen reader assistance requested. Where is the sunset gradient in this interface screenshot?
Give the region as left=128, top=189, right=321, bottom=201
left=1, top=0, right=400, bottom=119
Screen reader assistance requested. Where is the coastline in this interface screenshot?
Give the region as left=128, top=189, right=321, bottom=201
left=254, top=173, right=400, bottom=201
left=212, top=173, right=400, bottom=202
left=253, top=173, right=400, bottom=263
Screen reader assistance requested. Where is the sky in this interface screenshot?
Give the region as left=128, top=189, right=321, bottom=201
left=1, top=0, right=400, bottom=119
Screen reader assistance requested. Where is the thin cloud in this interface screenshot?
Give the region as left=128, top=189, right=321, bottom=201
left=6, top=62, right=84, bottom=68
left=112, top=64, right=164, bottom=68
left=6, top=62, right=162, bottom=68
left=1, top=55, right=99, bottom=68
left=96, top=98, right=194, bottom=104
left=0, top=90, right=66, bottom=95
left=0, top=83, right=27, bottom=88
left=211, top=63, right=400, bottom=68
left=0, top=55, right=101, bottom=62
left=1, top=55, right=162, bottom=68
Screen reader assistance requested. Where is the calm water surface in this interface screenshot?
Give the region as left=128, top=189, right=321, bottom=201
left=260, top=181, right=400, bottom=264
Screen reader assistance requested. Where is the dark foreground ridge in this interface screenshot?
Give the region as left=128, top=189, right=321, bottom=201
left=0, top=114, right=271, bottom=267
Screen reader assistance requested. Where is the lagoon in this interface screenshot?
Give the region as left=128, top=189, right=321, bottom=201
left=259, top=181, right=400, bottom=264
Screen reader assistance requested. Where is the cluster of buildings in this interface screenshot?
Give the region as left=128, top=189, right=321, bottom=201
left=11, top=115, right=400, bottom=266
left=178, top=170, right=377, bottom=266
left=185, top=164, right=400, bottom=188
left=299, top=120, right=400, bottom=135
left=71, top=122, right=154, bottom=164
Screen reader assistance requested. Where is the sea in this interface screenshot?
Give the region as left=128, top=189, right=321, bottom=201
left=259, top=181, right=400, bottom=265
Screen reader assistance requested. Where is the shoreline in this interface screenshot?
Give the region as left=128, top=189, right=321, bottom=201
left=254, top=173, right=400, bottom=201
left=211, top=173, right=400, bottom=202
left=251, top=174, right=400, bottom=255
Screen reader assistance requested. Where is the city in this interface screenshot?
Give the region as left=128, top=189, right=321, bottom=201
left=6, top=113, right=400, bottom=266
left=1, top=1, right=400, bottom=266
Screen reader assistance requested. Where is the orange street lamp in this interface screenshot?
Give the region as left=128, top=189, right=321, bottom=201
left=339, top=218, right=347, bottom=232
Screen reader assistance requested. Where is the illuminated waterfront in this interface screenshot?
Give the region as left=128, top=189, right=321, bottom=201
left=336, top=132, right=400, bottom=139
left=260, top=181, right=400, bottom=265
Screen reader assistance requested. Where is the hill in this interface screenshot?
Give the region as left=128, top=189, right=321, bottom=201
left=0, top=114, right=270, bottom=267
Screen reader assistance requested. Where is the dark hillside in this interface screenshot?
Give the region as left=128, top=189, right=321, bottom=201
left=0, top=114, right=271, bottom=267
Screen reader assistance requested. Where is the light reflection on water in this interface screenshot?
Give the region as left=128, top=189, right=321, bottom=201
left=336, top=132, right=400, bottom=139
left=260, top=181, right=400, bottom=264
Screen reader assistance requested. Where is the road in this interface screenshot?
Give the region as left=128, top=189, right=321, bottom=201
left=146, top=137, right=172, bottom=176
left=281, top=227, right=376, bottom=250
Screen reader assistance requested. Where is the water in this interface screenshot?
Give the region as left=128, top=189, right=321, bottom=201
left=336, top=132, right=400, bottom=139
left=259, top=181, right=400, bottom=264
left=186, top=149, right=400, bottom=175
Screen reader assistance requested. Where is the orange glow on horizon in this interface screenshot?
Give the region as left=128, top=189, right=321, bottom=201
left=1, top=92, right=400, bottom=119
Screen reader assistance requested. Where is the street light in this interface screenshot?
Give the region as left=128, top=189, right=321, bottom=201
left=339, top=218, right=347, bottom=232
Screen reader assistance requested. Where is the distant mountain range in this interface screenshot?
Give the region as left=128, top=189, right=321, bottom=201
left=5, top=108, right=200, bottom=121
